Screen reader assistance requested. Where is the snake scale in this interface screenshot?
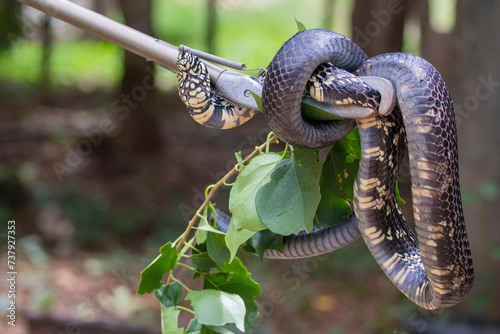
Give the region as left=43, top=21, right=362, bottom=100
left=177, top=29, right=473, bottom=309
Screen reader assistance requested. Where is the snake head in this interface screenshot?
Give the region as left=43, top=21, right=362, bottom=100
left=177, top=50, right=207, bottom=81
left=177, top=50, right=191, bottom=80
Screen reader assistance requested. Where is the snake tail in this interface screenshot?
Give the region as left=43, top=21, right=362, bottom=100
left=213, top=209, right=361, bottom=259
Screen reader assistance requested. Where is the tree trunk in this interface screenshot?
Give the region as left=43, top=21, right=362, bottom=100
left=351, top=0, right=411, bottom=56
left=206, top=0, right=217, bottom=54
left=39, top=14, right=52, bottom=102
left=407, top=0, right=500, bottom=314
left=115, top=0, right=161, bottom=156
left=352, top=0, right=500, bottom=313
left=322, top=0, right=336, bottom=30
left=446, top=0, right=500, bottom=314
left=419, top=0, right=458, bottom=83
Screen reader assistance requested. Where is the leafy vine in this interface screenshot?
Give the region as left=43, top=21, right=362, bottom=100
left=135, top=127, right=379, bottom=333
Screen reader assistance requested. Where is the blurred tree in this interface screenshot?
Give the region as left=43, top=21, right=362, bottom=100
left=206, top=0, right=217, bottom=54
left=38, top=14, right=52, bottom=101
left=419, top=0, right=456, bottom=81
left=92, top=0, right=107, bottom=15
left=322, top=0, right=335, bottom=31
left=351, top=0, right=412, bottom=57
left=0, top=0, right=22, bottom=51
left=352, top=0, right=500, bottom=314
left=420, top=0, right=500, bottom=314
left=115, top=0, right=162, bottom=156
left=446, top=0, right=500, bottom=314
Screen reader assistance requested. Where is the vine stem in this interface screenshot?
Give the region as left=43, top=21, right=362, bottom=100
left=176, top=305, right=195, bottom=315
left=174, top=133, right=278, bottom=253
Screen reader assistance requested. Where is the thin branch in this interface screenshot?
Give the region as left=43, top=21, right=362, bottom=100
left=176, top=305, right=195, bottom=315
left=165, top=134, right=278, bottom=286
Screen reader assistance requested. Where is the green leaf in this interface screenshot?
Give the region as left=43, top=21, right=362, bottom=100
left=186, top=319, right=203, bottom=334
left=204, top=258, right=261, bottom=330
left=160, top=305, right=183, bottom=334
left=187, top=319, right=236, bottom=334
left=155, top=283, right=182, bottom=308
left=196, top=211, right=224, bottom=244
left=202, top=326, right=235, bottom=334
left=229, top=152, right=282, bottom=231
left=395, top=181, right=406, bottom=205
left=207, top=231, right=230, bottom=267
left=195, top=209, right=209, bottom=244
left=316, top=129, right=360, bottom=227
left=247, top=229, right=284, bottom=261
left=301, top=99, right=345, bottom=121
left=225, top=222, right=257, bottom=261
left=225, top=153, right=282, bottom=259
left=334, top=127, right=361, bottom=161
left=186, top=289, right=246, bottom=332
left=217, top=256, right=254, bottom=276
left=295, top=17, right=307, bottom=32
left=196, top=226, right=208, bottom=245
left=193, top=221, right=225, bottom=243
left=196, top=223, right=225, bottom=235
left=251, top=89, right=345, bottom=120
left=316, top=196, right=352, bottom=227
left=256, top=148, right=322, bottom=235
left=137, top=242, right=177, bottom=295
left=249, top=90, right=263, bottom=112
left=235, top=151, right=244, bottom=170
left=191, top=251, right=217, bottom=276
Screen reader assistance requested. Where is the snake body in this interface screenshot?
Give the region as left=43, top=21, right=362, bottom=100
left=177, top=29, right=473, bottom=309
left=353, top=53, right=473, bottom=308
left=214, top=208, right=362, bottom=259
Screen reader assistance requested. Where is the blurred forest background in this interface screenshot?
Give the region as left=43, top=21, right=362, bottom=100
left=0, top=0, right=499, bottom=333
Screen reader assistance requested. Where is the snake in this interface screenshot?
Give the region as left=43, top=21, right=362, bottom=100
left=177, top=50, right=257, bottom=129
left=176, top=29, right=474, bottom=309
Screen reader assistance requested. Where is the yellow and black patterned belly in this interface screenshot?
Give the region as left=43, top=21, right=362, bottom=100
left=177, top=51, right=255, bottom=129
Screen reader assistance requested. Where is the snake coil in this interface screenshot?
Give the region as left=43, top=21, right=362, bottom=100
left=177, top=29, right=474, bottom=309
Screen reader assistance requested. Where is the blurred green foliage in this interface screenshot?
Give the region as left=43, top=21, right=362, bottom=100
left=0, top=40, right=122, bottom=89
left=0, top=0, right=447, bottom=92
left=0, top=1, right=22, bottom=51
left=0, top=0, right=350, bottom=92
left=152, top=0, right=335, bottom=68
left=55, top=188, right=181, bottom=248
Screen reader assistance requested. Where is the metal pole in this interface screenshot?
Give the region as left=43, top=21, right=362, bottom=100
left=17, top=0, right=224, bottom=82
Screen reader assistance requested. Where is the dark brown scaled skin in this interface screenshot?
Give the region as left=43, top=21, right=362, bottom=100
left=354, top=53, right=473, bottom=309
left=209, top=29, right=473, bottom=309
left=261, top=29, right=365, bottom=148
left=307, top=63, right=381, bottom=110
left=259, top=30, right=473, bottom=309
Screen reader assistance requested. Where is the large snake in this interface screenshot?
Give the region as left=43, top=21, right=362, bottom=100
left=177, top=29, right=473, bottom=309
